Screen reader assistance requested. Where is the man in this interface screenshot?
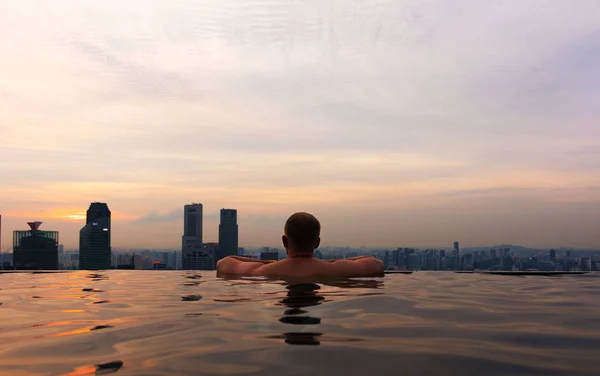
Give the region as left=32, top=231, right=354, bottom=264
left=216, top=212, right=384, bottom=278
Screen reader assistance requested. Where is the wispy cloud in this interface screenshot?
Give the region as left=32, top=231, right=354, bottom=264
left=136, top=208, right=183, bottom=224
left=1, top=0, right=599, bottom=248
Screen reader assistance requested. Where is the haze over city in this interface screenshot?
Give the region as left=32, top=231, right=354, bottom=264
left=1, top=0, right=599, bottom=250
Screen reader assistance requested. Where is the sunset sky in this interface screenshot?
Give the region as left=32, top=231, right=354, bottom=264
left=1, top=0, right=599, bottom=250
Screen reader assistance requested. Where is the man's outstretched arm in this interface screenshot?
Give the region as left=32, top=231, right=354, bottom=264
left=325, top=255, right=374, bottom=262
left=216, top=256, right=269, bottom=275
left=329, top=256, right=385, bottom=277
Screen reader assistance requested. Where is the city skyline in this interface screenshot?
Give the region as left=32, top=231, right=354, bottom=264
left=1, top=1, right=599, bottom=249
left=1, top=204, right=599, bottom=252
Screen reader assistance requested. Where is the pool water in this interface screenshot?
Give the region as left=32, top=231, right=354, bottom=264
left=1, top=271, right=599, bottom=375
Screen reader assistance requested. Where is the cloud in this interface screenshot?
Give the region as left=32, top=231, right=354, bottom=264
left=135, top=208, right=223, bottom=224
left=135, top=208, right=183, bottom=224
left=1, top=0, right=600, bottom=248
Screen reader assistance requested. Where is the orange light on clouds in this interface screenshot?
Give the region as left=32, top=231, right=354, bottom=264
left=64, top=213, right=86, bottom=221
left=3, top=209, right=134, bottom=221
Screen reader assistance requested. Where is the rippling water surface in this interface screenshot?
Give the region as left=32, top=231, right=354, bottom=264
left=1, top=271, right=599, bottom=375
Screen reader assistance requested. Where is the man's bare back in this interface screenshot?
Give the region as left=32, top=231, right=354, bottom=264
left=217, top=255, right=384, bottom=278
left=216, top=213, right=384, bottom=278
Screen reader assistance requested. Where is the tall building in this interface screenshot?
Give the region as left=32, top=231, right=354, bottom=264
left=13, top=221, right=59, bottom=270
left=58, top=244, right=64, bottom=269
left=384, top=251, right=390, bottom=269
left=194, top=242, right=218, bottom=270
left=453, top=241, right=460, bottom=270
left=79, top=203, right=111, bottom=270
left=218, top=209, right=238, bottom=263
left=182, top=203, right=210, bottom=270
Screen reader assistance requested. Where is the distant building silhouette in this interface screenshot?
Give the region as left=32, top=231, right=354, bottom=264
left=453, top=241, right=460, bottom=270
left=58, top=244, right=64, bottom=268
left=218, top=209, right=238, bottom=263
left=79, top=203, right=111, bottom=270
left=182, top=203, right=210, bottom=270
left=13, top=221, right=58, bottom=270
left=260, top=252, right=279, bottom=261
left=187, top=242, right=218, bottom=270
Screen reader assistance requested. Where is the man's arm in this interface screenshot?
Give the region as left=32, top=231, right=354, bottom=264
left=329, top=256, right=384, bottom=277
left=326, top=255, right=374, bottom=263
left=216, top=256, right=268, bottom=275
left=225, top=256, right=271, bottom=264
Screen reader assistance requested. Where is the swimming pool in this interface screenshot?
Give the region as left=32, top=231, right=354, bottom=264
left=1, top=271, right=599, bottom=375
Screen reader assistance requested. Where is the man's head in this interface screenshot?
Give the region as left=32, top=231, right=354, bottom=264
left=283, top=212, right=321, bottom=255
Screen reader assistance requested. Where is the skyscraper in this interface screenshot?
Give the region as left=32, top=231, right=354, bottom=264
left=58, top=244, right=64, bottom=269
left=13, top=221, right=59, bottom=270
left=218, top=209, right=238, bottom=263
left=453, top=241, right=460, bottom=270
left=182, top=203, right=209, bottom=270
left=79, top=203, right=111, bottom=270
left=384, top=251, right=390, bottom=269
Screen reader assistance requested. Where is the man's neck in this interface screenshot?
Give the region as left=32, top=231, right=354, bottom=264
left=287, top=251, right=314, bottom=259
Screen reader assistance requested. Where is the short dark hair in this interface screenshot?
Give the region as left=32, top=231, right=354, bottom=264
left=284, top=212, right=321, bottom=252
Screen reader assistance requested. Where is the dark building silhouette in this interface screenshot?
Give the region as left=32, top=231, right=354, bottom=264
left=218, top=209, right=238, bottom=263
left=183, top=242, right=218, bottom=271
left=453, top=241, right=460, bottom=270
left=79, top=202, right=111, bottom=270
left=182, top=203, right=207, bottom=270
left=13, top=221, right=58, bottom=270
left=261, top=252, right=279, bottom=261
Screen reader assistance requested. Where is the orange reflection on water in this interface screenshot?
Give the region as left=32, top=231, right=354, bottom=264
left=32, top=320, right=75, bottom=328
left=61, top=365, right=96, bottom=376
left=53, top=328, right=92, bottom=337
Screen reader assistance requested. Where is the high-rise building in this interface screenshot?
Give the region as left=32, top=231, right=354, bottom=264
left=384, top=251, right=390, bottom=269
left=58, top=244, right=64, bottom=269
left=182, top=203, right=206, bottom=270
left=218, top=209, right=238, bottom=263
left=453, top=241, right=460, bottom=270
left=13, top=222, right=59, bottom=270
left=79, top=203, right=111, bottom=270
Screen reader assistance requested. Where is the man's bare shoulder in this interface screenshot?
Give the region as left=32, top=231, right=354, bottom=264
left=250, top=258, right=327, bottom=277
left=248, top=259, right=288, bottom=276
left=249, top=257, right=383, bottom=278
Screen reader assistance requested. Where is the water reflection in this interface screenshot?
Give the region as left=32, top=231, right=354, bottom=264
left=279, top=283, right=324, bottom=345
left=277, top=280, right=383, bottom=345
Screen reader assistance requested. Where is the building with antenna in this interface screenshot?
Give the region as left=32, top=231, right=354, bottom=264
left=13, top=221, right=59, bottom=270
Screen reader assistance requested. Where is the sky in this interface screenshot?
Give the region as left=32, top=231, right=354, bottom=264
left=1, top=0, right=599, bottom=250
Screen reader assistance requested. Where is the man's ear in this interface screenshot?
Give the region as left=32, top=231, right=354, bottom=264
left=315, top=237, right=321, bottom=249
left=282, top=235, right=289, bottom=248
